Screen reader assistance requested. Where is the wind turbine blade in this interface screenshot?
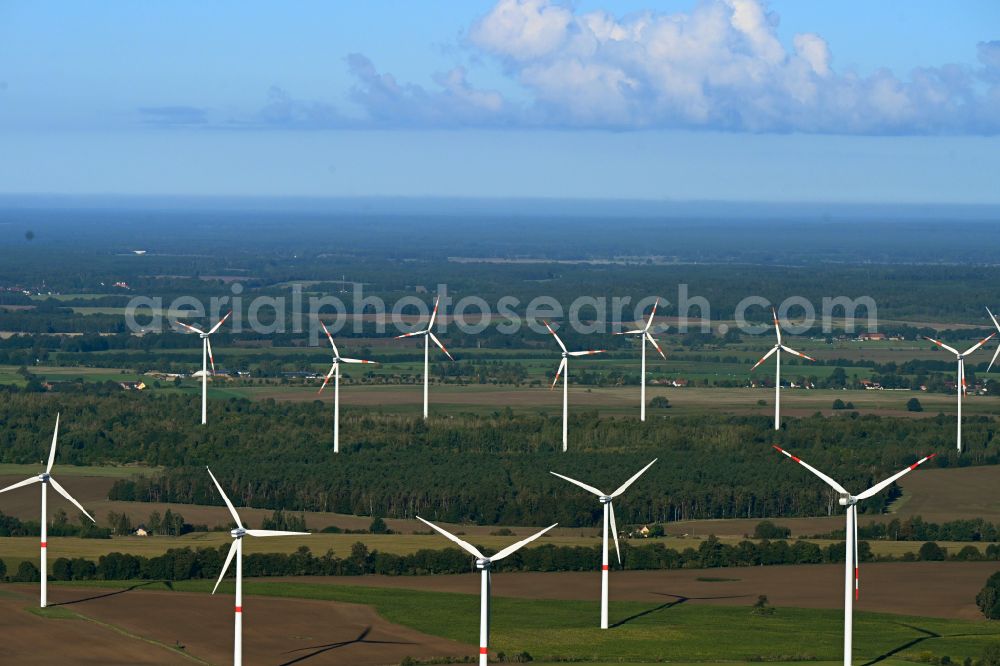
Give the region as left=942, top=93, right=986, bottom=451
left=416, top=516, right=484, bottom=559
left=643, top=299, right=659, bottom=332
left=772, top=307, right=782, bottom=345
left=206, top=337, right=216, bottom=374
left=923, top=336, right=960, bottom=356
left=549, top=471, right=605, bottom=497
left=490, top=523, right=558, bottom=562
left=750, top=346, right=778, bottom=371
left=318, top=364, right=336, bottom=394
left=550, top=357, right=566, bottom=391
left=46, top=413, right=60, bottom=473
left=206, top=467, right=243, bottom=528
left=779, top=345, right=816, bottom=362
left=568, top=349, right=606, bottom=357
left=543, top=321, right=568, bottom=353
left=645, top=333, right=667, bottom=360
left=320, top=320, right=340, bottom=358
left=428, top=332, right=454, bottom=361
left=989, top=345, right=1000, bottom=374
left=609, top=503, right=621, bottom=565
left=212, top=540, right=239, bottom=594
left=428, top=296, right=440, bottom=330
left=855, top=453, right=937, bottom=500
left=614, top=329, right=644, bottom=335
left=245, top=529, right=310, bottom=537
left=772, top=446, right=848, bottom=495
left=395, top=330, right=425, bottom=339
left=962, top=333, right=996, bottom=357
left=207, top=311, right=232, bottom=335
left=48, top=477, right=95, bottom=523
left=611, top=458, right=658, bottom=498
left=988, top=307, right=1000, bottom=333
left=339, top=358, right=377, bottom=364
left=0, top=476, right=41, bottom=494
left=176, top=322, right=205, bottom=335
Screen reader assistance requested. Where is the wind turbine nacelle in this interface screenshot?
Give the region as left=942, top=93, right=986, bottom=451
left=838, top=493, right=853, bottom=506
left=230, top=527, right=246, bottom=539
left=475, top=558, right=490, bottom=570
left=38, top=473, right=50, bottom=482
left=599, top=496, right=612, bottom=504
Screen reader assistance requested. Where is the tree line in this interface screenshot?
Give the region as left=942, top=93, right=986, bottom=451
left=6, top=535, right=999, bottom=585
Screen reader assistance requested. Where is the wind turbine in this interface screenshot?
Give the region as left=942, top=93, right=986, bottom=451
left=924, top=331, right=994, bottom=453
left=774, top=446, right=935, bottom=666
left=416, top=516, right=556, bottom=666
left=0, top=414, right=95, bottom=607
left=177, top=311, right=232, bottom=425
left=750, top=307, right=815, bottom=430
left=544, top=321, right=606, bottom=451
left=615, top=299, right=666, bottom=422
left=550, top=459, right=657, bottom=629
left=207, top=467, right=309, bottom=666
left=318, top=321, right=377, bottom=453
left=395, top=296, right=453, bottom=419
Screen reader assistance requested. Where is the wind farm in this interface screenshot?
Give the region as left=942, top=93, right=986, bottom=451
left=2, top=1, right=1000, bottom=665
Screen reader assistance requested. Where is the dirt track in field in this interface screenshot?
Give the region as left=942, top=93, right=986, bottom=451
left=1, top=583, right=470, bottom=665
left=277, top=561, right=1000, bottom=621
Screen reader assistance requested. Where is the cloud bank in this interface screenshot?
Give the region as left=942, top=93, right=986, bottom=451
left=340, top=0, right=1000, bottom=134
left=164, top=0, right=998, bottom=135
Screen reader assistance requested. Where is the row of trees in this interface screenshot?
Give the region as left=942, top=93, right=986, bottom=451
left=12, top=536, right=1000, bottom=585
left=0, top=510, right=110, bottom=539
left=812, top=516, right=1000, bottom=543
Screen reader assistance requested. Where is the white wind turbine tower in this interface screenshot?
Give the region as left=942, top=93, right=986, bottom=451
left=207, top=467, right=309, bottom=666
left=544, top=321, right=606, bottom=451
left=924, top=331, right=994, bottom=453
left=774, top=446, right=936, bottom=666
left=750, top=307, right=815, bottom=430
left=178, top=311, right=232, bottom=425
left=416, top=516, right=557, bottom=666
left=0, top=414, right=95, bottom=608
left=615, top=299, right=666, bottom=422
left=550, top=459, right=657, bottom=629
left=318, top=321, right=377, bottom=453
left=395, top=296, right=453, bottom=419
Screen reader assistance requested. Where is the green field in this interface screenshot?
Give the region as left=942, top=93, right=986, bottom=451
left=53, top=579, right=1000, bottom=664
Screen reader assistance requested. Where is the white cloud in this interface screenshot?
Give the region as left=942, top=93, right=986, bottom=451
left=453, top=0, right=1000, bottom=133
left=236, top=1, right=999, bottom=134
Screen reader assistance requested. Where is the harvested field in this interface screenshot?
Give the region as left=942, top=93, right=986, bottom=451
left=2, top=583, right=470, bottom=665
left=277, top=560, right=1000, bottom=621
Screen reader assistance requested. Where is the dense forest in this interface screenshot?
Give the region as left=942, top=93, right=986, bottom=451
left=0, top=393, right=995, bottom=527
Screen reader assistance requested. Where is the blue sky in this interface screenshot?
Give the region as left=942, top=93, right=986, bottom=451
left=1, top=1, right=998, bottom=202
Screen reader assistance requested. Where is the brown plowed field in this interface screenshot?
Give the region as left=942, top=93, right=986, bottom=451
left=276, top=561, right=1000, bottom=621
left=1, top=583, right=470, bottom=665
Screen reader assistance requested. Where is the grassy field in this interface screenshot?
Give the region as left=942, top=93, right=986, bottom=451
left=52, top=578, right=1000, bottom=663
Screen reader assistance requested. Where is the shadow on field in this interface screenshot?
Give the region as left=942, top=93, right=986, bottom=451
left=862, top=622, right=940, bottom=666
left=277, top=626, right=414, bottom=666
left=610, top=592, right=752, bottom=628
left=50, top=580, right=173, bottom=607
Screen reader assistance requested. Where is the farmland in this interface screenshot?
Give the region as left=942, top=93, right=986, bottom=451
left=7, top=567, right=996, bottom=664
